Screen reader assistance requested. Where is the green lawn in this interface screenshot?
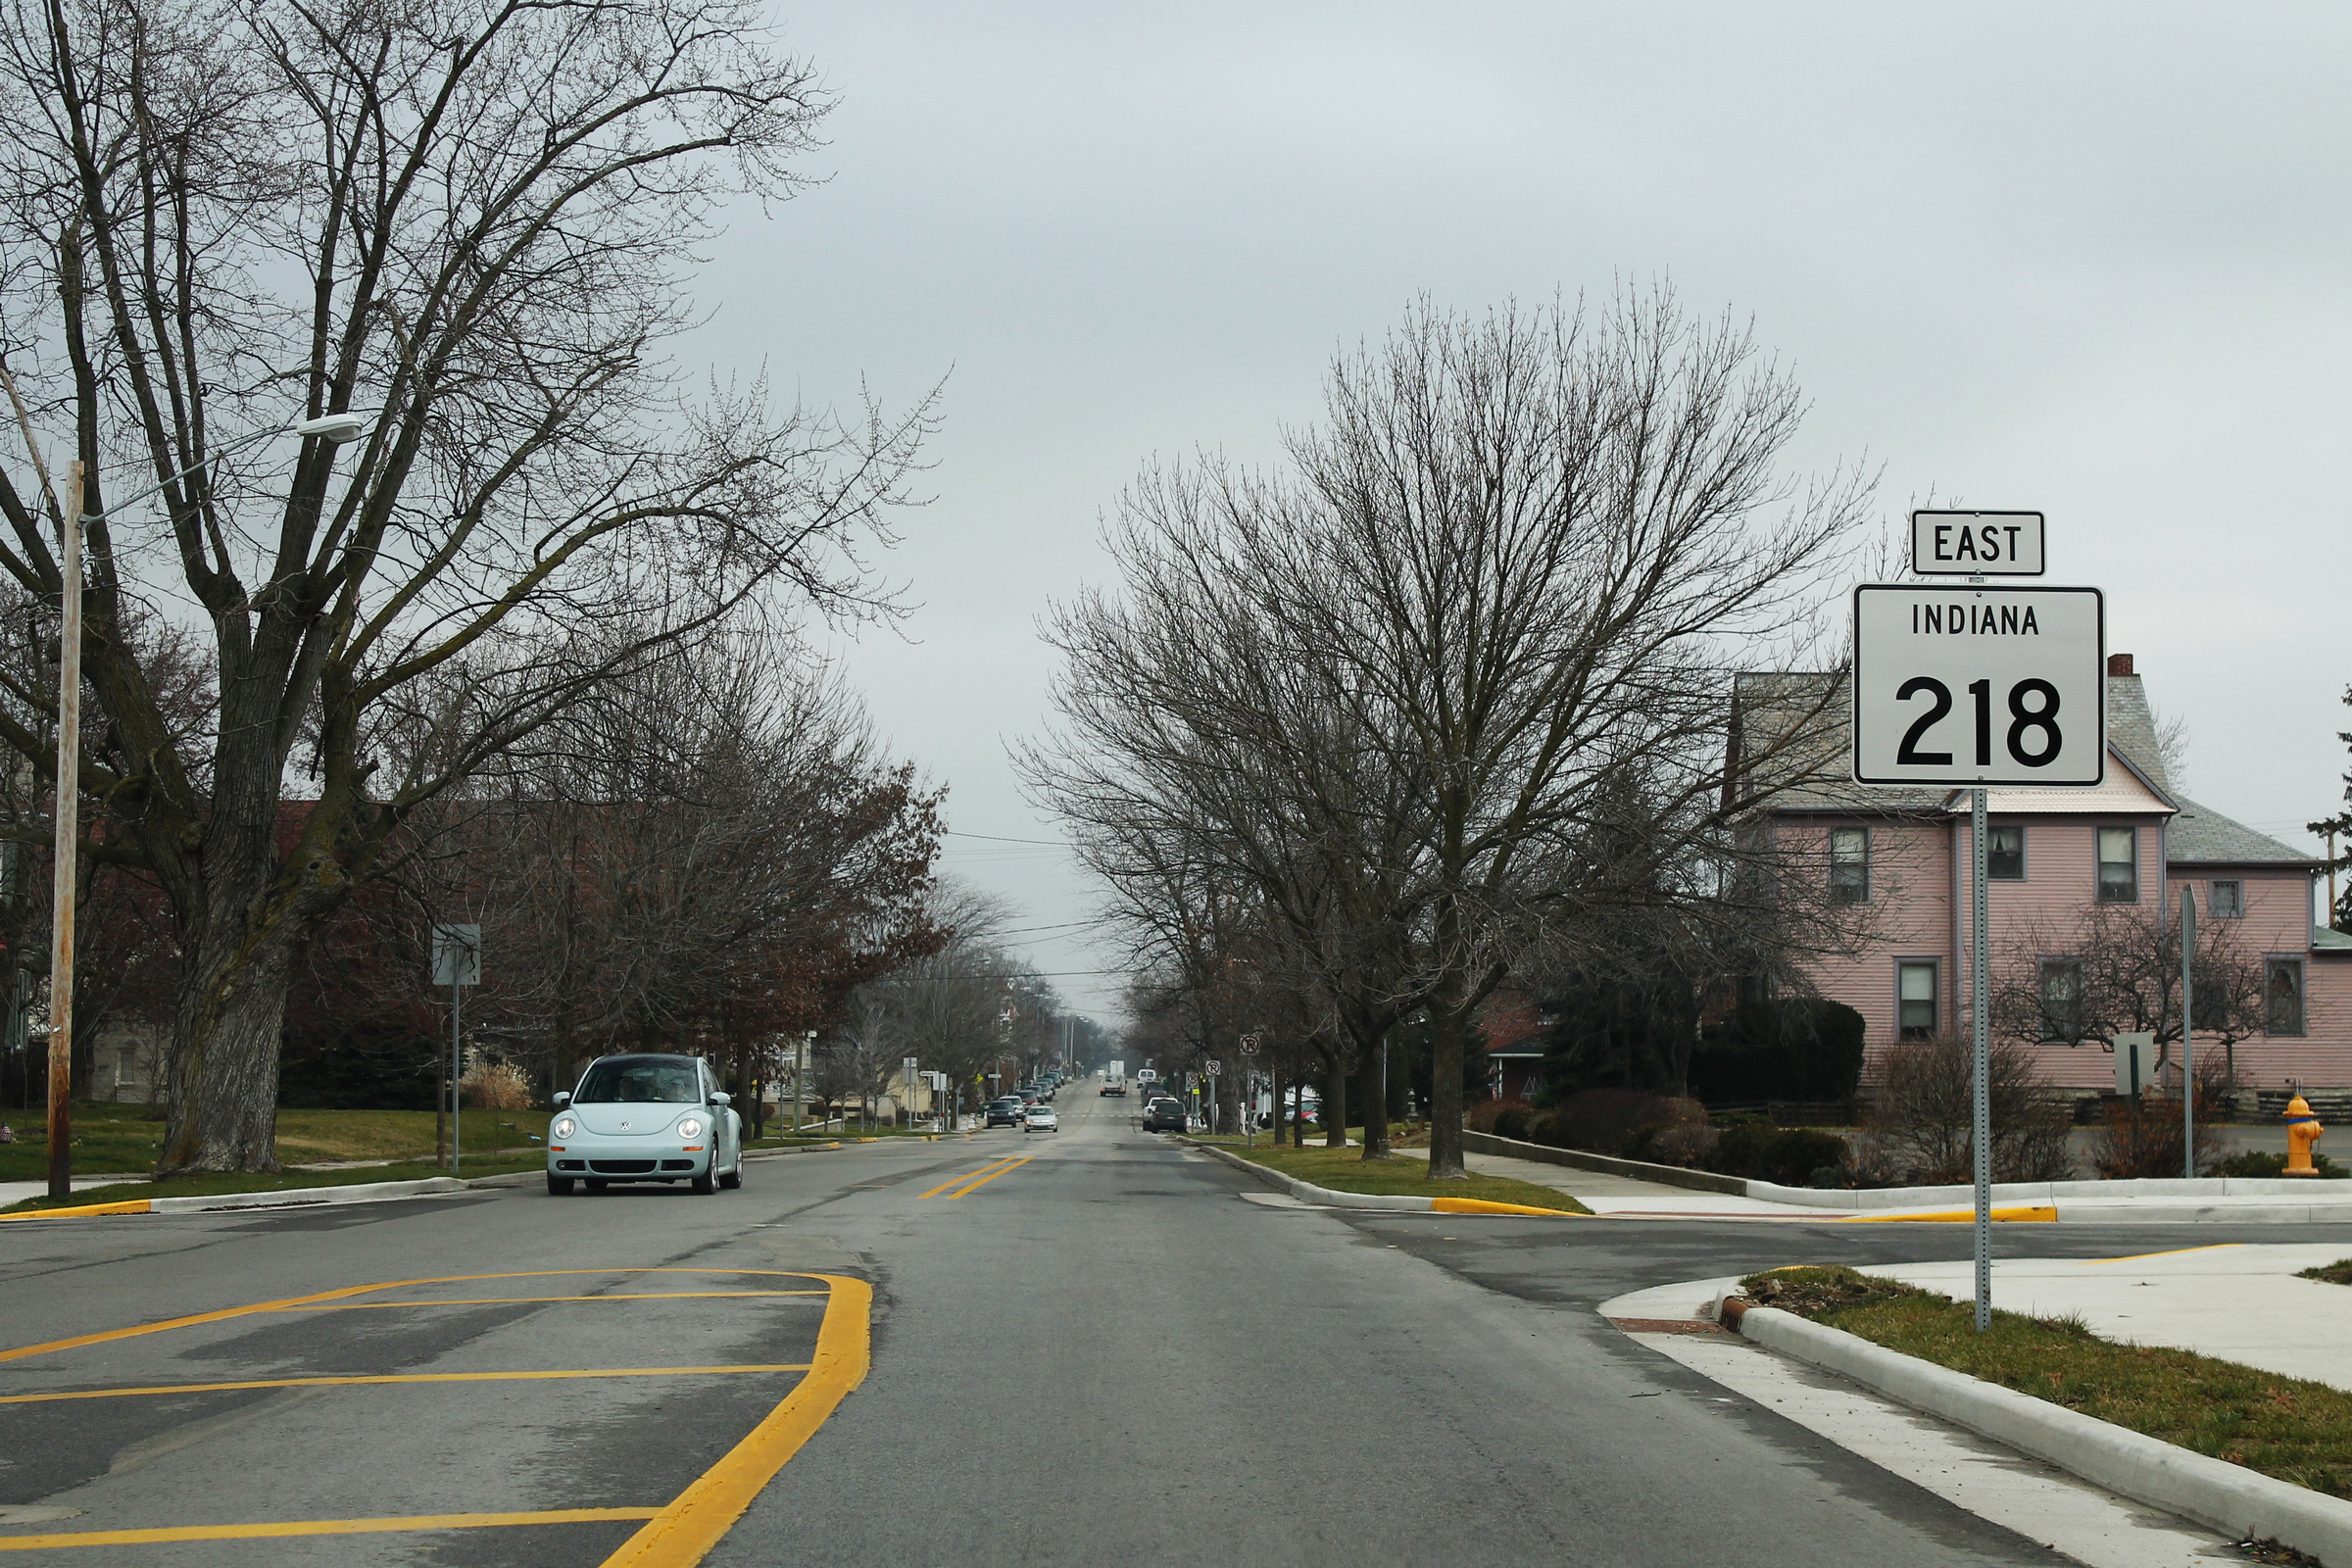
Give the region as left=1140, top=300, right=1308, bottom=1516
left=1, top=1152, right=550, bottom=1214
left=0, top=1102, right=547, bottom=1183
left=1744, top=1265, right=2352, bottom=1500
left=1204, top=1142, right=1592, bottom=1214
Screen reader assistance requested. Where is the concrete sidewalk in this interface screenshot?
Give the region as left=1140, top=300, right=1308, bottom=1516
left=1867, top=1244, right=2352, bottom=1393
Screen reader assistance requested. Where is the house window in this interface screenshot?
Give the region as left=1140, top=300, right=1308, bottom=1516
left=2267, top=957, right=2306, bottom=1037
left=1830, top=827, right=1869, bottom=904
left=2096, top=827, right=2137, bottom=903
left=1987, top=825, right=2025, bottom=880
left=2039, top=957, right=2086, bottom=1043
left=1897, top=961, right=1937, bottom=1041
left=2209, top=880, right=2243, bottom=918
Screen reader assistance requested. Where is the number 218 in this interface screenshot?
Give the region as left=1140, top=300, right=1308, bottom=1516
left=1894, top=676, right=2061, bottom=767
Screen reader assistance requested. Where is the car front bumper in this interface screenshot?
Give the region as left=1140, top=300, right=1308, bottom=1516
left=547, top=1134, right=712, bottom=1181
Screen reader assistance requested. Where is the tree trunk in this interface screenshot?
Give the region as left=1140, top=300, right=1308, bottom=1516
left=1322, top=1047, right=1348, bottom=1150
left=1271, top=1057, right=1287, bottom=1147
left=1357, top=1033, right=1390, bottom=1159
left=158, top=924, right=312, bottom=1174
left=1426, top=990, right=1471, bottom=1180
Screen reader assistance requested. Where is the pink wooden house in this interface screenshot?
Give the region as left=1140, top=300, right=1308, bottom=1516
left=1734, top=655, right=2349, bottom=1096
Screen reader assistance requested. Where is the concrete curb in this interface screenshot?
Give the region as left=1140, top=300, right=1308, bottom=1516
left=1464, top=1128, right=2352, bottom=1220
left=1183, top=1140, right=1577, bottom=1217
left=1720, top=1298, right=2352, bottom=1565
left=3, top=1176, right=470, bottom=1220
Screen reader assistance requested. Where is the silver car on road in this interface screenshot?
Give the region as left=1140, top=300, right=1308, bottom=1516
left=546, top=1053, right=743, bottom=1196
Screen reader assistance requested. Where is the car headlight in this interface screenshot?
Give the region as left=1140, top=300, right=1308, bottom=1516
left=552, top=1115, right=577, bottom=1141
left=676, top=1116, right=704, bottom=1140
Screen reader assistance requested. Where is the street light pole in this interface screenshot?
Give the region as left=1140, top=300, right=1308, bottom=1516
left=44, top=461, right=83, bottom=1201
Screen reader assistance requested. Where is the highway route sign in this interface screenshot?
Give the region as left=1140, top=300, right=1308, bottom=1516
left=1851, top=584, right=2104, bottom=787
left=1910, top=510, right=2045, bottom=576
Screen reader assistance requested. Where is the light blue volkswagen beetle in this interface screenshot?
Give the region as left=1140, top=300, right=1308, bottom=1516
left=545, top=1053, right=743, bottom=1196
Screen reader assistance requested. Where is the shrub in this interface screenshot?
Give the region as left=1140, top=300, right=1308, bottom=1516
left=1704, top=1124, right=1853, bottom=1186
left=1852, top=1035, right=2072, bottom=1185
left=1646, top=1121, right=1719, bottom=1167
left=1464, top=1098, right=1531, bottom=1136
left=2216, top=1149, right=2351, bottom=1180
left=1688, top=998, right=1866, bottom=1104
left=463, top=1059, right=535, bottom=1111
left=2088, top=1062, right=2228, bottom=1178
left=1493, top=1104, right=1534, bottom=1142
left=1545, top=1088, right=1701, bottom=1155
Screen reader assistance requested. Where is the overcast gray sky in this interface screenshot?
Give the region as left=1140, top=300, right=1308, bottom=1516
left=685, top=2, right=2352, bottom=1021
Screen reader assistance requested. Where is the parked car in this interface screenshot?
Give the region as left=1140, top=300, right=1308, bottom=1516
left=546, top=1053, right=741, bottom=1196
left=1023, top=1105, right=1059, bottom=1134
left=1143, top=1098, right=1186, bottom=1133
left=985, top=1098, right=1027, bottom=1129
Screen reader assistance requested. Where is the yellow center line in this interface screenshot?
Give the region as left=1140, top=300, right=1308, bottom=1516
left=2078, top=1242, right=2245, bottom=1266
left=941, top=1154, right=1034, bottom=1199
left=0, top=1269, right=830, bottom=1365
left=599, top=1274, right=871, bottom=1568
left=915, top=1155, right=1023, bottom=1200
left=275, top=1292, right=825, bottom=1311
left=0, top=1366, right=813, bottom=1406
left=0, top=1509, right=662, bottom=1550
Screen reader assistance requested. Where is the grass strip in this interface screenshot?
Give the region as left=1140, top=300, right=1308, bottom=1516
left=1741, top=1265, right=2352, bottom=1501
left=0, top=1103, right=548, bottom=1181
left=1207, top=1142, right=1592, bottom=1214
left=1, top=1154, right=548, bottom=1214
left=2296, top=1258, right=2352, bottom=1286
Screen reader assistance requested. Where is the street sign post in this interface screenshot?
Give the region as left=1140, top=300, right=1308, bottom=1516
left=429, top=924, right=480, bottom=1173
left=1853, top=575, right=2104, bottom=1334
left=1910, top=510, right=2045, bottom=576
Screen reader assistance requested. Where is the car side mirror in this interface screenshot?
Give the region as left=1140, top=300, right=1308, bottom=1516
left=552, top=1092, right=570, bottom=1107
left=710, top=1092, right=731, bottom=1106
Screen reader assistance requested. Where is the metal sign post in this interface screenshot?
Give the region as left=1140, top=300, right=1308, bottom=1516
left=1853, top=550, right=2103, bottom=1334
left=430, top=924, right=481, bottom=1173
left=2181, top=887, right=2197, bottom=1177
left=1970, top=789, right=1990, bottom=1333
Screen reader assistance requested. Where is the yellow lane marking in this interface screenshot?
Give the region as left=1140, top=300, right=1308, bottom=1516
left=1427, top=1198, right=1582, bottom=1217
left=0, top=1269, right=830, bottom=1366
left=915, top=1155, right=1023, bottom=1200
left=600, top=1274, right=871, bottom=1568
left=2079, top=1243, right=2245, bottom=1266
left=939, top=1155, right=1034, bottom=1200
left=0, top=1366, right=812, bottom=1406
left=0, top=1200, right=153, bottom=1222
left=1838, top=1204, right=2057, bottom=1224
left=277, top=1292, right=824, bottom=1312
left=0, top=1509, right=661, bottom=1550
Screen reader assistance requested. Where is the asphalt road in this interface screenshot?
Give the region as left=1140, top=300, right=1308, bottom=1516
left=8, top=1095, right=2348, bottom=1566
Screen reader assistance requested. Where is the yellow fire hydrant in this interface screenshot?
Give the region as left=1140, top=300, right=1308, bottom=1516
left=2284, top=1095, right=2325, bottom=1177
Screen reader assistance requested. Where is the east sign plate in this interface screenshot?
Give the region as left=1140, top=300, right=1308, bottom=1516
left=1851, top=585, right=2104, bottom=786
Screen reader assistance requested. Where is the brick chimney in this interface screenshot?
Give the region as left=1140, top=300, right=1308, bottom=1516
left=2107, top=653, right=2133, bottom=676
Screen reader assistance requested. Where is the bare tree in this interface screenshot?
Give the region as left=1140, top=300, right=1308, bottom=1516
left=0, top=0, right=933, bottom=1169
left=1029, top=288, right=1870, bottom=1177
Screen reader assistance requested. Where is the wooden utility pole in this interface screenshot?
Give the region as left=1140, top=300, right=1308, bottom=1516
left=46, top=462, right=82, bottom=1201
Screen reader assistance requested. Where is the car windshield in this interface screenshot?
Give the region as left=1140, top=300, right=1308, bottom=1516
left=573, top=1056, right=702, bottom=1104
left=1027, top=1108, right=1052, bottom=1117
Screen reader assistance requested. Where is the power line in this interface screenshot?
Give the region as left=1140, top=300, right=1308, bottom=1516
left=943, top=829, right=1067, bottom=847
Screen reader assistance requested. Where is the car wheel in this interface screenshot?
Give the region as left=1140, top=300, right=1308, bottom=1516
left=585, top=1178, right=608, bottom=1193
left=718, top=1157, right=742, bottom=1191
left=691, top=1160, right=718, bottom=1196
left=546, top=1173, right=574, bottom=1196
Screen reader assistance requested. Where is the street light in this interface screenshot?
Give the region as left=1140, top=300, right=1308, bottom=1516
left=45, top=411, right=368, bottom=1199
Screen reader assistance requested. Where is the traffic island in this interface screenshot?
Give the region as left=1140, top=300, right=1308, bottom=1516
left=1187, top=1140, right=1592, bottom=1215
left=1719, top=1266, right=2352, bottom=1565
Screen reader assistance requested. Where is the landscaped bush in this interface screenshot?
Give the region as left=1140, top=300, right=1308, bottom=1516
left=1492, top=1103, right=1534, bottom=1142
left=1688, top=998, right=1866, bottom=1104
left=1642, top=1120, right=1719, bottom=1167
left=1852, top=1035, right=2072, bottom=1185
left=1464, top=1098, right=1532, bottom=1136
left=2214, top=1149, right=2351, bottom=1180
left=2088, top=1064, right=2227, bottom=1178
left=1705, top=1124, right=1852, bottom=1186
left=1541, top=1088, right=1701, bottom=1155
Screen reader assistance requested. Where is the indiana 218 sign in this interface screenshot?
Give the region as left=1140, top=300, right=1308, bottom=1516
left=1851, top=585, right=2104, bottom=787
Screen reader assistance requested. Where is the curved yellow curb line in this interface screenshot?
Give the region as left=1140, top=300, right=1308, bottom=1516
left=598, top=1273, right=871, bottom=1568
left=0, top=1199, right=153, bottom=1221
left=1428, top=1197, right=1584, bottom=1217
